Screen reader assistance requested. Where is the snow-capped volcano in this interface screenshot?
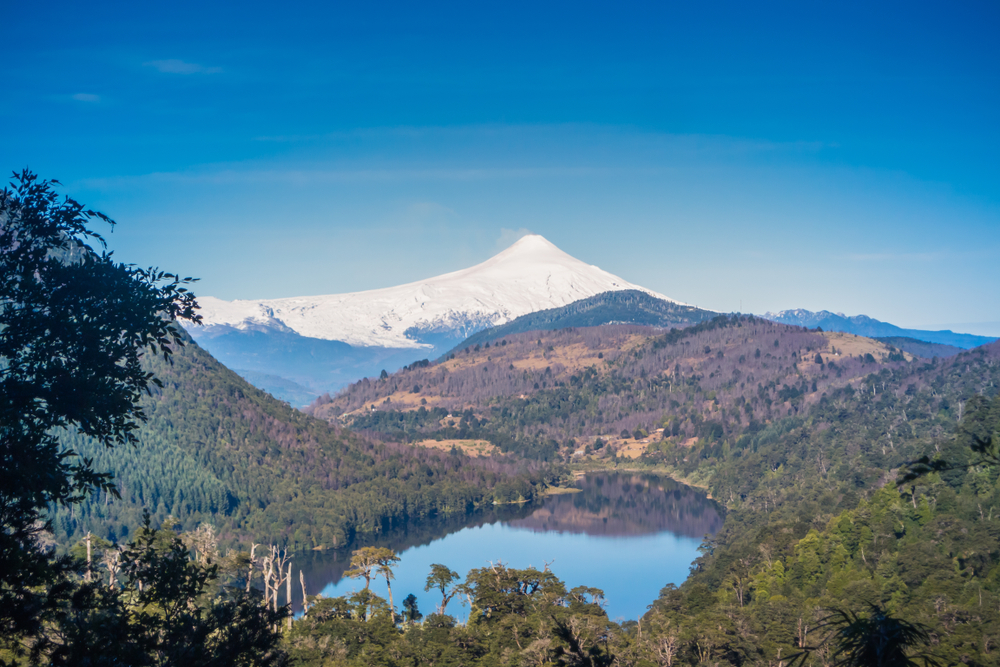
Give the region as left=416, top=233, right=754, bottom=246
left=193, top=235, right=678, bottom=350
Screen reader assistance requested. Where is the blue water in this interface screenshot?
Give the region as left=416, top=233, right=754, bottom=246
left=319, top=520, right=703, bottom=621
left=312, top=472, right=721, bottom=621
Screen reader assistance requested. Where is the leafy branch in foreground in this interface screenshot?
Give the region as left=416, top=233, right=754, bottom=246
left=0, top=169, right=287, bottom=664
left=789, top=604, right=939, bottom=667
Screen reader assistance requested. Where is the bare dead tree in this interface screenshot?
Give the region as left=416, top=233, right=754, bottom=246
left=85, top=532, right=92, bottom=583
left=655, top=633, right=679, bottom=666
left=300, top=569, right=309, bottom=613
left=102, top=548, right=121, bottom=590
left=246, top=543, right=259, bottom=593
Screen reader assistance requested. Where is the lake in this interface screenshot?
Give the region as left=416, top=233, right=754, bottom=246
left=296, top=471, right=722, bottom=622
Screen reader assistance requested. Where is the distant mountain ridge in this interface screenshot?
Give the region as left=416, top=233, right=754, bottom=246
left=763, top=308, right=996, bottom=349
left=446, top=290, right=715, bottom=356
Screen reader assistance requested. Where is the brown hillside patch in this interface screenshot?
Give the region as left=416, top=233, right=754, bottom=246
left=508, top=341, right=611, bottom=373
left=340, top=330, right=653, bottom=416
left=616, top=438, right=649, bottom=460
left=312, top=320, right=904, bottom=446
left=818, top=331, right=913, bottom=363
left=414, top=438, right=497, bottom=457
left=445, top=337, right=646, bottom=377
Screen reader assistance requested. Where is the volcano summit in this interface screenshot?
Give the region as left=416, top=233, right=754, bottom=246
left=187, top=235, right=689, bottom=400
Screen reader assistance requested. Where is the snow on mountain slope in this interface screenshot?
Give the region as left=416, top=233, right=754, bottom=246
left=192, top=235, right=680, bottom=349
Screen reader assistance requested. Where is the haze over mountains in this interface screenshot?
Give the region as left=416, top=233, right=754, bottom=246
left=189, top=235, right=995, bottom=407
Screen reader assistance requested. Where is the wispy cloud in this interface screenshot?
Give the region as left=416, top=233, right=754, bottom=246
left=72, top=93, right=100, bottom=103
left=144, top=59, right=222, bottom=75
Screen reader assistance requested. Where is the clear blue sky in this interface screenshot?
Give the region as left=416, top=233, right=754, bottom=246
left=4, top=1, right=999, bottom=333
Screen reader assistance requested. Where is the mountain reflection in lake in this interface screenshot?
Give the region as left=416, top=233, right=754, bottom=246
left=300, top=472, right=721, bottom=621
left=508, top=473, right=722, bottom=538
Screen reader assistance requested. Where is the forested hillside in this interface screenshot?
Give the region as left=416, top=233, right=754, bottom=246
left=312, top=316, right=912, bottom=460
left=50, top=335, right=561, bottom=552
left=636, top=344, right=1000, bottom=665
left=446, top=289, right=715, bottom=353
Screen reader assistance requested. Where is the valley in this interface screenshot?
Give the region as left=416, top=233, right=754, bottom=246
left=291, top=310, right=1000, bottom=664
left=51, top=332, right=562, bottom=552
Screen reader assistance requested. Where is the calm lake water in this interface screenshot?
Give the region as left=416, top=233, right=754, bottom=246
left=296, top=472, right=721, bottom=622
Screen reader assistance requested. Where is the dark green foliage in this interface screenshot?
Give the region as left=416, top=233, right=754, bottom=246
left=425, top=563, right=461, bottom=616
left=402, top=593, right=422, bottom=623
left=638, top=343, right=1000, bottom=665
left=39, top=516, right=285, bottom=667
left=286, top=563, right=612, bottom=667
left=900, top=393, right=1000, bottom=484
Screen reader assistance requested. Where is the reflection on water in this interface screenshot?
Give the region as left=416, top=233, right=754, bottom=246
left=295, top=500, right=537, bottom=604
left=509, top=473, right=722, bottom=538
left=295, top=472, right=721, bottom=621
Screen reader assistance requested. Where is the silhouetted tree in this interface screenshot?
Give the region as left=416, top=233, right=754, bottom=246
left=401, top=593, right=422, bottom=624
left=0, top=170, right=201, bottom=660
left=791, top=604, right=939, bottom=667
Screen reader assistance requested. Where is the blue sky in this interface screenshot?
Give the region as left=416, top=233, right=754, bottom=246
left=4, top=1, right=999, bottom=333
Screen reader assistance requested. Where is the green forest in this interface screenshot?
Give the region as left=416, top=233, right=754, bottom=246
left=50, top=337, right=562, bottom=552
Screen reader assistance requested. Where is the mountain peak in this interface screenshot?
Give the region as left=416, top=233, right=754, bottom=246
left=192, top=237, right=683, bottom=349
left=506, top=234, right=559, bottom=252
left=490, top=234, right=572, bottom=263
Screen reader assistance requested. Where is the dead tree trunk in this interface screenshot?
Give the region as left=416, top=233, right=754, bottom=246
left=286, top=562, right=293, bottom=630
